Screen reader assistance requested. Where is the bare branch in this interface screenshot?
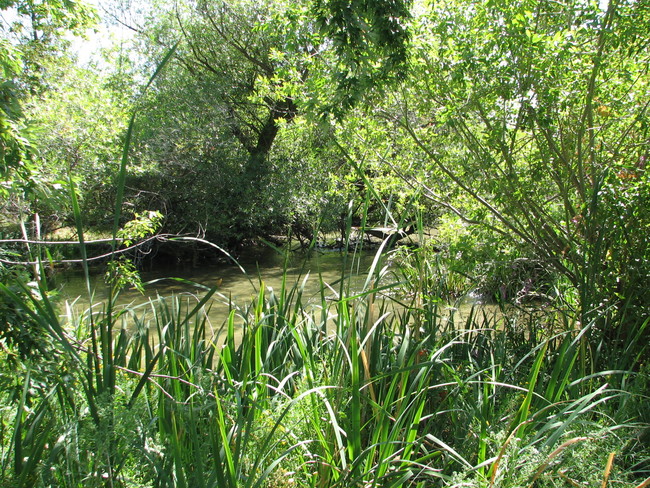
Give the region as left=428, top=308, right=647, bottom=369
left=1, top=234, right=165, bottom=266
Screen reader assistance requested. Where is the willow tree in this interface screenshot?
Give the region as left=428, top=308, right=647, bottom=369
left=379, top=0, right=649, bottom=348
left=120, top=0, right=417, bottom=247
left=168, top=1, right=312, bottom=192
left=114, top=0, right=330, bottom=246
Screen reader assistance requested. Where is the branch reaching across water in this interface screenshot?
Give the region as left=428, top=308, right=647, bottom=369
left=0, top=233, right=239, bottom=267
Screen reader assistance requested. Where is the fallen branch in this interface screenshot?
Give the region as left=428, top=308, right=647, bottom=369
left=0, top=234, right=173, bottom=266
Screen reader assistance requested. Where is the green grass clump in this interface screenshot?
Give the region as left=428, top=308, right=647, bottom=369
left=1, top=49, right=646, bottom=484
left=1, top=242, right=648, bottom=487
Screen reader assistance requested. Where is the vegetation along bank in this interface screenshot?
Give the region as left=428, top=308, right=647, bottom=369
left=1, top=0, right=648, bottom=486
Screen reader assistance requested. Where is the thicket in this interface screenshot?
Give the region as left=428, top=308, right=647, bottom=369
left=1, top=241, right=648, bottom=487
left=1, top=0, right=649, bottom=486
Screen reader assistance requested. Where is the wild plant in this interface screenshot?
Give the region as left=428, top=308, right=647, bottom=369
left=2, top=107, right=648, bottom=488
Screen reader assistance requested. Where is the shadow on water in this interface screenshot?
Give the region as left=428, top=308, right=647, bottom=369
left=53, top=245, right=496, bottom=343
left=56, top=248, right=358, bottom=320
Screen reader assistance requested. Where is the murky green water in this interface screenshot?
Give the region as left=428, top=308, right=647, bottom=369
left=54, top=247, right=388, bottom=327
left=53, top=246, right=488, bottom=339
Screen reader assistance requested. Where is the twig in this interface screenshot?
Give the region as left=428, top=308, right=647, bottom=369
left=0, top=237, right=123, bottom=245
left=0, top=233, right=174, bottom=266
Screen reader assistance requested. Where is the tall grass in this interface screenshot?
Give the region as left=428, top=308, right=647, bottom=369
left=1, top=46, right=648, bottom=488
left=2, top=186, right=648, bottom=487
left=2, top=231, right=649, bottom=487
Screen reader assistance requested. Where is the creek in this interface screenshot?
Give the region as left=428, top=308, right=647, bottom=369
left=53, top=245, right=486, bottom=341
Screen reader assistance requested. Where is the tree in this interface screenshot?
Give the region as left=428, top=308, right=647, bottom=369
left=1, top=0, right=98, bottom=94
left=375, top=0, right=650, bottom=343
left=109, top=0, right=328, bottom=248
left=170, top=0, right=306, bottom=185
left=24, top=54, right=129, bottom=231
left=93, top=0, right=419, bottom=249
left=1, top=0, right=100, bottom=214
left=0, top=0, right=96, bottom=42
left=0, top=39, right=31, bottom=195
left=312, top=0, right=412, bottom=116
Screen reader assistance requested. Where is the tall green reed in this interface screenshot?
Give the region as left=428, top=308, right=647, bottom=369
left=2, top=233, right=647, bottom=486
left=2, top=101, right=648, bottom=488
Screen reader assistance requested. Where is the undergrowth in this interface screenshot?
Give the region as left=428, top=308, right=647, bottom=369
left=0, top=247, right=648, bottom=487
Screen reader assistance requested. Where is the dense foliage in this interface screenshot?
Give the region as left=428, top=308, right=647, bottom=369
left=1, top=0, right=648, bottom=486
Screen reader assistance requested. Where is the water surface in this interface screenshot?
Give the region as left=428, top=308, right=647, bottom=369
left=54, top=246, right=489, bottom=340
left=55, top=248, right=388, bottom=329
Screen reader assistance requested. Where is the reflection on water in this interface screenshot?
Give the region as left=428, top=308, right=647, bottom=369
left=54, top=246, right=492, bottom=339
left=55, top=248, right=387, bottom=329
